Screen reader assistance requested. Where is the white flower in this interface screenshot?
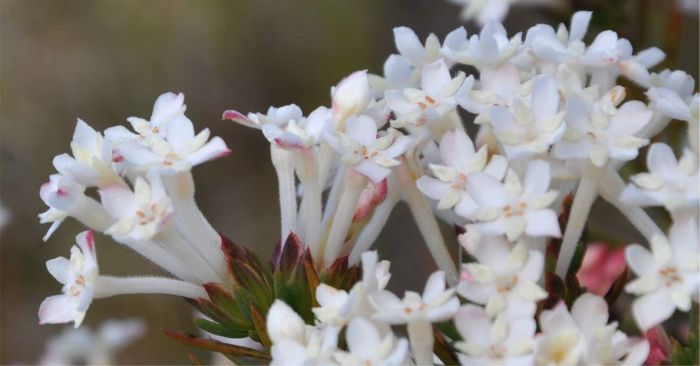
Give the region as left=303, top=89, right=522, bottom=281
left=454, top=304, right=536, bottom=365
left=446, top=0, right=558, bottom=26
left=39, top=174, right=112, bottom=241
left=369, top=55, right=418, bottom=95
left=369, top=270, right=459, bottom=324
left=224, top=104, right=304, bottom=130
left=458, top=238, right=546, bottom=319
left=523, top=11, right=592, bottom=65
left=625, top=217, right=700, bottom=331
left=332, top=70, right=371, bottom=123
left=108, top=93, right=230, bottom=174
left=468, top=160, right=561, bottom=240
left=267, top=300, right=338, bottom=366
left=535, top=294, right=650, bottom=365
left=392, top=27, right=443, bottom=70
left=490, top=74, right=566, bottom=159
left=417, top=129, right=507, bottom=218
left=385, top=59, right=465, bottom=127
left=553, top=87, right=652, bottom=167
left=325, top=115, right=411, bottom=183
left=332, top=317, right=409, bottom=366
left=262, top=106, right=333, bottom=149
left=442, top=21, right=522, bottom=69
left=99, top=172, right=174, bottom=241
left=621, top=143, right=699, bottom=212
left=53, top=119, right=122, bottom=187
left=313, top=251, right=391, bottom=326
left=39, top=231, right=99, bottom=328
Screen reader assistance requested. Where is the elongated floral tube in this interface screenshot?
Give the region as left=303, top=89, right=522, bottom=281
left=67, top=196, right=114, bottom=234
left=598, top=167, right=662, bottom=242
left=316, top=141, right=335, bottom=188
left=164, top=172, right=228, bottom=281
left=94, top=276, right=207, bottom=299
left=397, top=161, right=458, bottom=284
left=120, top=238, right=200, bottom=283
left=322, top=169, right=367, bottom=267
left=408, top=319, right=434, bottom=365
left=322, top=166, right=346, bottom=225
left=555, top=162, right=605, bottom=277
left=155, top=228, right=224, bottom=284
left=270, top=145, right=297, bottom=244
left=349, top=175, right=402, bottom=265
left=295, top=149, right=322, bottom=257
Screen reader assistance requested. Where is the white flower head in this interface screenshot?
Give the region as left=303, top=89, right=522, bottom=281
left=454, top=304, right=536, bottom=365
left=385, top=58, right=465, bottom=128
left=39, top=231, right=99, bottom=328
left=625, top=217, right=700, bottom=331
left=536, top=294, right=650, bottom=365
left=99, top=171, right=174, bottom=241
left=108, top=92, right=230, bottom=174
left=369, top=270, right=460, bottom=324
left=553, top=87, right=653, bottom=167
left=490, top=73, right=566, bottom=159
left=262, top=106, right=333, bottom=149
left=332, top=317, right=409, bottom=366
left=458, top=238, right=547, bottom=319
left=621, top=143, right=699, bottom=212
left=468, top=160, right=561, bottom=240
left=325, top=115, right=411, bottom=184
left=417, top=129, right=507, bottom=218
left=444, top=21, right=522, bottom=69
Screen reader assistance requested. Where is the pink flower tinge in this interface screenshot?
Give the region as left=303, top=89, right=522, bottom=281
left=645, top=325, right=672, bottom=365
left=576, top=243, right=626, bottom=296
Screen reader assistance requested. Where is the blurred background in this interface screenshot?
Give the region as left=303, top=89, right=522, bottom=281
left=1, top=0, right=697, bottom=364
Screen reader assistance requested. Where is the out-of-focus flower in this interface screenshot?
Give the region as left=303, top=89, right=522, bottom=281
left=39, top=318, right=146, bottom=365
left=621, top=143, right=699, bottom=213
left=536, top=294, right=650, bottom=365
left=446, top=0, right=559, bottom=25
left=39, top=231, right=99, bottom=328
left=332, top=317, right=409, bottom=365
left=454, top=304, right=536, bottom=364
left=644, top=325, right=672, bottom=365
left=625, top=217, right=700, bottom=331
left=576, top=243, right=626, bottom=296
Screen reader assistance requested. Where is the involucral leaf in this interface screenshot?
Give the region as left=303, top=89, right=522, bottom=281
left=163, top=329, right=270, bottom=360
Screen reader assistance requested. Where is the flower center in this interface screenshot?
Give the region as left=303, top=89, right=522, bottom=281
left=136, top=203, right=167, bottom=226
left=496, top=275, right=518, bottom=293
left=503, top=202, right=527, bottom=218
left=658, top=267, right=683, bottom=287
left=451, top=173, right=468, bottom=190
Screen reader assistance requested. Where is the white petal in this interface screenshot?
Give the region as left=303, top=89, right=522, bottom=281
left=531, top=74, right=560, bottom=122
left=571, top=293, right=609, bottom=333
left=525, top=209, right=561, bottom=237
left=355, top=161, right=390, bottom=184
left=440, top=129, right=475, bottom=170
left=646, top=143, right=678, bottom=178
left=421, top=59, right=451, bottom=96
left=393, top=27, right=425, bottom=65
left=46, top=257, right=71, bottom=284
left=38, top=295, right=75, bottom=325
left=187, top=137, right=230, bottom=166
left=422, top=271, right=447, bottom=303
left=345, top=317, right=381, bottom=358
left=416, top=176, right=451, bottom=201
left=632, top=290, right=677, bottom=331
left=165, top=115, right=195, bottom=152
left=569, top=11, right=592, bottom=42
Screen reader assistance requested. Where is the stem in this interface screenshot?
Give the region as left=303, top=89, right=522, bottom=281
left=271, top=145, right=297, bottom=244
left=408, top=319, right=434, bottom=365
left=322, top=169, right=367, bottom=267
left=397, top=161, right=458, bottom=284
left=598, top=168, right=662, bottom=243
left=94, top=276, right=207, bottom=299
left=316, top=141, right=335, bottom=188
left=322, top=165, right=346, bottom=225
left=349, top=175, right=402, bottom=265
left=71, top=195, right=113, bottom=232
left=119, top=238, right=199, bottom=283
left=555, top=162, right=604, bottom=277
left=296, top=149, right=323, bottom=257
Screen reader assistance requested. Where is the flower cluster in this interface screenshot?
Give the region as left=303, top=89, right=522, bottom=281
left=37, top=7, right=698, bottom=366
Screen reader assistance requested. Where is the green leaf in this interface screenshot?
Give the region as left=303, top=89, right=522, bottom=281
left=164, top=329, right=270, bottom=360
left=249, top=305, right=272, bottom=349
left=194, top=317, right=249, bottom=339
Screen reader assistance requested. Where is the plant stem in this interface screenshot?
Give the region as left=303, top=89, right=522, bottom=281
left=397, top=161, right=458, bottom=284
left=94, top=276, right=207, bottom=299
left=271, top=145, right=297, bottom=244
left=322, top=169, right=366, bottom=267
left=408, top=319, right=434, bottom=365
left=296, top=149, right=323, bottom=257
left=555, top=162, right=604, bottom=277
